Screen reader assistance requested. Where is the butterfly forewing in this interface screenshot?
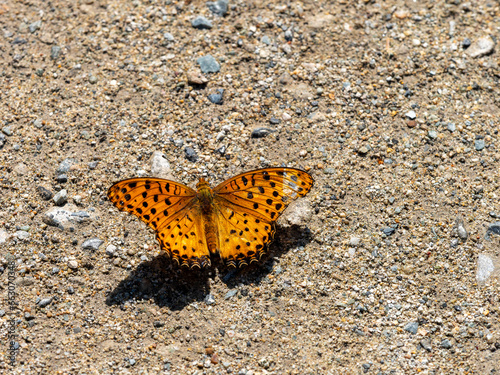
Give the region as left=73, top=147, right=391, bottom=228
left=107, top=177, right=210, bottom=268
left=213, top=168, right=314, bottom=222
left=213, top=201, right=276, bottom=267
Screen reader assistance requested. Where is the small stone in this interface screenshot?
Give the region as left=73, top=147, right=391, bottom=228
left=53, top=189, right=68, bottom=206
left=56, top=174, right=68, bottom=183
left=447, top=123, right=456, bottom=132
left=224, top=289, right=238, bottom=300
left=68, top=260, right=79, bottom=270
left=251, top=128, right=275, bottom=138
left=405, top=110, right=416, bottom=120
left=462, top=38, right=471, bottom=49
left=197, top=55, right=220, bottom=73
left=150, top=151, right=172, bottom=178
left=420, top=339, right=432, bottom=352
left=15, top=231, right=30, bottom=241
left=208, top=91, right=224, bottom=105
left=476, top=254, right=495, bottom=282
left=0, top=229, right=10, bottom=244
left=404, top=322, right=418, bottom=334
left=204, top=294, right=216, bottom=305
left=382, top=226, right=397, bottom=236
left=349, top=236, right=361, bottom=247
left=37, top=186, right=53, bottom=201
left=475, top=139, right=485, bottom=151
left=0, top=133, right=5, bottom=149
left=185, top=147, right=198, bottom=162
left=207, top=0, right=229, bottom=16
left=82, top=238, right=104, bottom=251
left=485, top=222, right=500, bottom=241
left=187, top=69, right=208, bottom=85
left=57, top=158, right=76, bottom=174
left=441, top=339, right=452, bottom=349
left=29, top=20, right=42, bottom=33
left=191, top=16, right=213, bottom=30
left=50, top=46, right=61, bottom=60
left=428, top=130, right=438, bottom=139
left=284, top=29, right=293, bottom=41
left=261, top=35, right=271, bottom=45
left=2, top=126, right=12, bottom=136
left=357, top=145, right=370, bottom=155
left=466, top=36, right=495, bottom=58
left=106, top=244, right=117, bottom=257
left=455, top=217, right=468, bottom=240
left=282, top=112, right=292, bottom=121
left=89, top=75, right=98, bottom=84
left=163, top=32, right=175, bottom=42
left=37, top=298, right=52, bottom=308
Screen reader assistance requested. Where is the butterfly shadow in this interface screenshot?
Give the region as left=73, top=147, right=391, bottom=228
left=218, top=224, right=313, bottom=288
left=105, top=254, right=214, bottom=311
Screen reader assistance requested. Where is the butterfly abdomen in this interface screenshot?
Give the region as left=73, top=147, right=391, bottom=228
left=197, top=181, right=218, bottom=255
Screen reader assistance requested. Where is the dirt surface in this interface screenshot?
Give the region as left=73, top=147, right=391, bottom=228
left=1, top=0, right=500, bottom=374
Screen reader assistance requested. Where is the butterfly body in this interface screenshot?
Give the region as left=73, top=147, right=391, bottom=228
left=108, top=168, right=313, bottom=268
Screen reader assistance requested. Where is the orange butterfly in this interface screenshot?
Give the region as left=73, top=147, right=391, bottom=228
left=107, top=168, right=314, bottom=268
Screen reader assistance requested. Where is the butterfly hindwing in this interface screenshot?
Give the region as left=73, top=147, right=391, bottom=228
left=213, top=200, right=275, bottom=267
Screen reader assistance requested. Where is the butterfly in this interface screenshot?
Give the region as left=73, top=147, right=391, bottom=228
left=107, top=167, right=314, bottom=268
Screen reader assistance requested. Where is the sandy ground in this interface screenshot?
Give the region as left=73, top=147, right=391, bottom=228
left=0, top=0, right=499, bottom=374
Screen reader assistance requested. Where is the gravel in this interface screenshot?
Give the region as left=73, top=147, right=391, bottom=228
left=0, top=1, right=499, bottom=374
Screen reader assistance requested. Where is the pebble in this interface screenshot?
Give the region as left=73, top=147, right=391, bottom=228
left=0, top=133, right=5, bottom=149
left=191, top=16, right=213, bottom=30
left=455, top=217, right=468, bottom=240
left=207, top=0, right=229, bottom=16
left=15, top=231, right=30, bottom=241
left=405, top=110, right=416, bottom=120
left=382, top=226, right=397, bottom=236
left=404, top=322, right=418, bottom=334
left=466, top=36, right=495, bottom=58
left=150, top=151, right=172, bottom=178
left=0, top=229, right=9, bottom=244
left=475, top=139, right=485, bottom=151
left=81, top=238, right=104, bottom=251
left=185, top=147, right=198, bottom=162
left=29, top=20, right=42, bottom=33
left=106, top=244, right=117, bottom=257
left=224, top=289, right=238, bottom=300
left=187, top=69, right=208, bottom=85
left=251, top=128, right=275, bottom=138
left=485, top=222, right=500, bottom=241
left=261, top=35, right=271, bottom=45
left=420, top=338, right=432, bottom=352
left=2, top=126, right=12, bottom=136
left=50, top=46, right=61, bottom=60
left=428, top=130, right=438, bottom=140
left=197, top=55, right=220, bottom=73
left=57, top=158, right=76, bottom=175
left=441, top=339, right=452, bottom=349
left=68, top=260, right=79, bottom=270
left=163, top=32, right=174, bottom=42
left=53, top=189, right=68, bottom=206
left=476, top=254, right=495, bottom=282
left=208, top=90, right=224, bottom=104
left=204, top=294, right=216, bottom=305
left=447, top=123, right=456, bottom=132
left=37, top=298, right=52, bottom=308
left=37, top=186, right=53, bottom=201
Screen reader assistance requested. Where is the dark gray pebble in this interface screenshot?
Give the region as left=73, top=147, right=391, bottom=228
left=37, top=186, right=53, bottom=200
left=404, top=321, right=418, bottom=334
left=441, top=339, right=452, bottom=349
left=56, top=174, right=68, bottom=183
left=382, top=225, right=397, bottom=236
left=462, top=38, right=471, bottom=49
left=185, top=147, right=198, bottom=162
left=269, top=117, right=281, bottom=125
left=208, top=92, right=223, bottom=104
left=251, top=128, right=275, bottom=138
